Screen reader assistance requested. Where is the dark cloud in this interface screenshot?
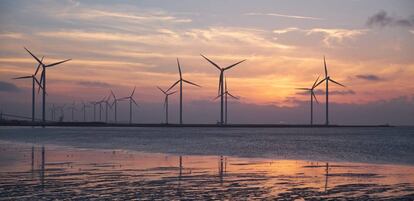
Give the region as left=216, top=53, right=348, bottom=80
left=366, top=10, right=414, bottom=27
left=296, top=89, right=355, bottom=96
left=330, top=90, right=356, bottom=95
left=76, top=81, right=112, bottom=88
left=0, top=81, right=20, bottom=92
left=355, top=74, right=383, bottom=81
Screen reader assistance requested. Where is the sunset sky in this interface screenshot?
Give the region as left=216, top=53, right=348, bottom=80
left=0, top=0, right=413, bottom=124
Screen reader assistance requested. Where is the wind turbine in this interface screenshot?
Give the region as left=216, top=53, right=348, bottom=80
left=111, top=90, right=118, bottom=123
left=157, top=86, right=177, bottom=124
left=316, top=57, right=345, bottom=125
left=49, top=104, right=57, bottom=121
left=13, top=58, right=44, bottom=122
left=296, top=76, right=320, bottom=125
left=56, top=104, right=66, bottom=122
left=24, top=47, right=71, bottom=123
left=103, top=95, right=112, bottom=123
left=167, top=58, right=200, bottom=124
left=67, top=101, right=77, bottom=122
left=201, top=54, right=245, bottom=125
left=90, top=101, right=98, bottom=121
left=81, top=101, right=90, bottom=122
left=118, top=87, right=138, bottom=124
left=96, top=96, right=106, bottom=122
left=214, top=78, right=239, bottom=125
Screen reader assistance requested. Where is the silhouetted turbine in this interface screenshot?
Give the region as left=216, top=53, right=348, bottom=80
left=81, top=101, right=90, bottom=122
left=315, top=57, right=345, bottom=125
left=49, top=104, right=57, bottom=121
left=167, top=58, right=200, bottom=124
left=296, top=76, right=320, bottom=125
left=214, top=78, right=239, bottom=124
left=13, top=57, right=44, bottom=122
left=24, top=47, right=71, bottom=123
left=90, top=101, right=99, bottom=121
left=119, top=87, right=138, bottom=124
left=201, top=54, right=245, bottom=125
left=103, top=95, right=112, bottom=123
left=67, top=101, right=77, bottom=122
left=157, top=86, right=177, bottom=124
left=96, top=96, right=106, bottom=122
left=111, top=90, right=118, bottom=123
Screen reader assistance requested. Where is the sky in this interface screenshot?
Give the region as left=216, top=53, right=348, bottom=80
left=0, top=0, right=413, bottom=125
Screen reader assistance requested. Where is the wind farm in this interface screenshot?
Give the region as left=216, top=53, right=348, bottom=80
left=0, top=1, right=413, bottom=200
left=0, top=48, right=379, bottom=127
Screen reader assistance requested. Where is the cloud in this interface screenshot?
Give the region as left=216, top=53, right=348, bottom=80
left=272, top=27, right=367, bottom=46
left=246, top=12, right=323, bottom=20
left=0, top=81, right=20, bottom=92
left=355, top=74, right=383, bottom=81
left=273, top=27, right=300, bottom=34
left=76, top=81, right=112, bottom=88
left=366, top=10, right=414, bottom=27
left=0, top=32, right=24, bottom=39
left=69, top=9, right=192, bottom=24
left=306, top=28, right=367, bottom=46
left=297, top=89, right=355, bottom=96
left=36, top=27, right=295, bottom=50
left=330, top=90, right=356, bottom=95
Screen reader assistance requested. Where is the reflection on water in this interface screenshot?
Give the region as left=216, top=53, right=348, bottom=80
left=0, top=142, right=413, bottom=200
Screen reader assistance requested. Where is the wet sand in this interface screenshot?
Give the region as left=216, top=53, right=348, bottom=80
left=0, top=141, right=413, bottom=200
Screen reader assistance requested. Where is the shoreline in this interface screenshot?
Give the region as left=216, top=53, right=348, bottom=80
left=0, top=120, right=393, bottom=128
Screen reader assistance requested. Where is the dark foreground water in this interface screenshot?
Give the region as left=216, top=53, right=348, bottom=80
left=0, top=126, right=413, bottom=200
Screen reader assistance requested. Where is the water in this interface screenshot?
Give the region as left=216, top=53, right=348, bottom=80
left=0, top=126, right=413, bottom=164
left=1, top=142, right=414, bottom=200
left=0, top=126, right=413, bottom=200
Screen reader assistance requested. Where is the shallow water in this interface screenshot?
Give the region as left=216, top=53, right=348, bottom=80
left=0, top=126, right=413, bottom=164
left=0, top=141, right=413, bottom=200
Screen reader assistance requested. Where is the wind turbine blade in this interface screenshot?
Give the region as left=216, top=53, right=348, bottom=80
left=200, top=54, right=221, bottom=70
left=176, top=58, right=182, bottom=79
left=111, top=90, right=116, bottom=99
left=45, top=59, right=71, bottom=67
left=167, top=91, right=177, bottom=96
left=132, top=98, right=139, bottom=107
left=167, top=80, right=180, bottom=92
left=218, top=75, right=222, bottom=95
left=312, top=91, right=319, bottom=104
left=34, top=77, right=43, bottom=89
left=183, top=79, right=201, bottom=87
left=157, top=86, right=166, bottom=94
left=295, top=88, right=310, bottom=91
left=213, top=94, right=222, bottom=100
left=323, top=56, right=328, bottom=77
left=227, top=92, right=239, bottom=100
left=312, top=75, right=320, bottom=89
left=24, top=47, right=43, bottom=65
left=163, top=97, right=167, bottom=109
left=315, top=78, right=327, bottom=88
left=39, top=70, right=44, bottom=85
left=329, top=78, right=345, bottom=87
left=34, top=56, right=44, bottom=75
left=131, top=86, right=136, bottom=96
left=225, top=77, right=227, bottom=92
left=224, top=59, right=246, bottom=70
left=13, top=76, right=32, bottom=79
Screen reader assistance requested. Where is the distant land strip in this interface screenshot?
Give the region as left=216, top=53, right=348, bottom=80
left=0, top=120, right=393, bottom=128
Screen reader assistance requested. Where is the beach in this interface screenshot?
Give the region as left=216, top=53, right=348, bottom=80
left=0, top=127, right=413, bottom=200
